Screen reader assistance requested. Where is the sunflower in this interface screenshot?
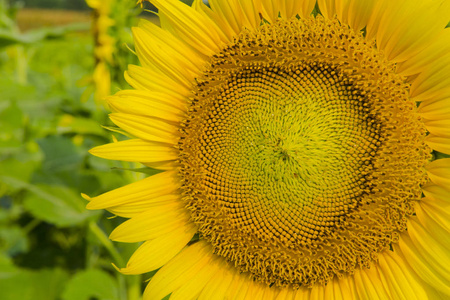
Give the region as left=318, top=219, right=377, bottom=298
left=84, top=0, right=450, bottom=299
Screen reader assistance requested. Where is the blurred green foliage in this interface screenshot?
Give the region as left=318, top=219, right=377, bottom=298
left=0, top=1, right=153, bottom=299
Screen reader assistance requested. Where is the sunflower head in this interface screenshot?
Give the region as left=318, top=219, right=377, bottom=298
left=87, top=0, right=450, bottom=299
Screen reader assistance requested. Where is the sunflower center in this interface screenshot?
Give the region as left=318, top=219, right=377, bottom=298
left=179, top=17, right=430, bottom=288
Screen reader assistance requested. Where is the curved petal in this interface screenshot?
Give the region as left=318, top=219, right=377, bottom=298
left=109, top=113, right=180, bottom=144
left=151, top=0, right=225, bottom=56
left=376, top=250, right=428, bottom=300
left=338, top=0, right=376, bottom=31
left=425, top=135, right=450, bottom=155
left=318, top=0, right=336, bottom=19
left=89, top=139, right=178, bottom=164
left=398, top=229, right=450, bottom=296
left=108, top=90, right=186, bottom=122
left=85, top=170, right=180, bottom=210
left=353, top=263, right=391, bottom=299
left=418, top=97, right=450, bottom=120
left=425, top=158, right=450, bottom=189
left=143, top=241, right=215, bottom=300
left=135, top=18, right=203, bottom=72
left=125, top=64, right=191, bottom=101
left=109, top=202, right=191, bottom=242
left=397, top=29, right=450, bottom=77
left=367, top=0, right=450, bottom=63
left=119, top=222, right=197, bottom=275
left=107, top=193, right=180, bottom=218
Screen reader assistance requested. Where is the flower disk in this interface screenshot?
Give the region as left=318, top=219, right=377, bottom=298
left=179, top=17, right=430, bottom=287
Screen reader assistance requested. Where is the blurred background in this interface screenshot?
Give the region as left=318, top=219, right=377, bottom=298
left=0, top=0, right=195, bottom=299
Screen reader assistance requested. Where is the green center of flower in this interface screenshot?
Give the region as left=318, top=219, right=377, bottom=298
left=179, top=17, right=430, bottom=288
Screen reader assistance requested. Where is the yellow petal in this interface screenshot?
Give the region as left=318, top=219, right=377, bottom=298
left=353, top=263, right=390, bottom=299
left=410, top=55, right=450, bottom=102
left=224, top=270, right=253, bottom=300
left=144, top=241, right=214, bottom=300
left=368, top=0, right=449, bottom=63
left=260, top=0, right=315, bottom=22
left=323, top=275, right=355, bottom=300
left=345, top=0, right=377, bottom=31
left=397, top=29, right=450, bottom=77
left=425, top=158, right=450, bottom=189
left=398, top=231, right=450, bottom=295
left=423, top=119, right=450, bottom=138
left=109, top=202, right=190, bottom=242
left=376, top=250, right=428, bottom=300
left=422, top=183, right=450, bottom=202
left=108, top=90, right=186, bottom=122
left=125, top=64, right=191, bottom=100
left=416, top=201, right=450, bottom=245
left=151, top=0, right=224, bottom=56
left=318, top=0, right=337, bottom=19
left=120, top=222, right=196, bottom=275
left=170, top=256, right=222, bottom=300
left=419, top=198, right=450, bottom=235
left=86, top=170, right=180, bottom=210
left=89, top=139, right=177, bottom=164
left=425, top=135, right=450, bottom=155
left=132, top=26, right=200, bottom=87
left=137, top=18, right=203, bottom=71
left=109, top=113, right=180, bottom=144
left=107, top=193, right=180, bottom=218
left=197, top=261, right=235, bottom=300
left=418, top=97, right=450, bottom=120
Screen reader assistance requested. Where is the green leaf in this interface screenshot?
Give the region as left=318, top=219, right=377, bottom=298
left=62, top=269, right=120, bottom=300
left=57, top=115, right=106, bottom=136
left=1, top=176, right=98, bottom=227
left=37, top=135, right=83, bottom=172
left=0, top=268, right=69, bottom=300
left=0, top=225, right=29, bottom=255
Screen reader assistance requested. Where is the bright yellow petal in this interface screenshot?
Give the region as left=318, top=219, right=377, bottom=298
left=109, top=113, right=180, bottom=144
left=151, top=0, right=225, bottom=56
left=318, top=0, right=336, bottom=19
left=423, top=119, right=450, bottom=138
left=224, top=270, right=253, bottom=300
left=89, top=139, right=177, bottom=164
left=353, top=263, right=390, bottom=299
left=260, top=0, right=315, bottom=22
left=376, top=250, right=428, bottom=300
left=398, top=231, right=450, bottom=295
left=120, top=222, right=196, bottom=275
left=86, top=170, right=180, bottom=210
left=416, top=201, right=450, bottom=246
left=197, top=261, right=235, bottom=300
left=425, top=135, right=450, bottom=155
left=345, top=0, right=377, bottom=31
left=108, top=90, right=186, bottom=122
left=143, top=241, right=214, bottom=300
left=109, top=202, right=190, bottom=242
left=107, top=193, right=180, bottom=218
left=422, top=183, right=450, bottom=202
left=418, top=97, right=450, bottom=120
left=419, top=199, right=450, bottom=234
left=125, top=64, right=191, bottom=100
left=136, top=18, right=204, bottom=71
left=367, top=0, right=449, bottom=63
left=397, top=29, right=450, bottom=77
left=410, top=55, right=450, bottom=102
left=170, top=256, right=222, bottom=300
left=425, top=158, right=450, bottom=189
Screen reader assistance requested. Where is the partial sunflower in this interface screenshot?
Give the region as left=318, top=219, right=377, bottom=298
left=84, top=0, right=450, bottom=299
